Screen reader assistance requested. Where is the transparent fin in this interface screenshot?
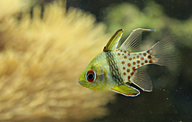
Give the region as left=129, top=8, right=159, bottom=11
left=103, top=29, right=124, bottom=51
left=150, top=35, right=179, bottom=67
left=111, top=84, right=140, bottom=97
left=130, top=67, right=152, bottom=92
left=120, top=28, right=156, bottom=52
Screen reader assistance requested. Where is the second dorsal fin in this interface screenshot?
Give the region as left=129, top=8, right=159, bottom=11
left=103, top=29, right=124, bottom=51
left=120, top=28, right=156, bottom=52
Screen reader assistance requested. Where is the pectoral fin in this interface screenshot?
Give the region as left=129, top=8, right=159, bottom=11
left=111, top=84, right=140, bottom=97
left=103, top=29, right=124, bottom=51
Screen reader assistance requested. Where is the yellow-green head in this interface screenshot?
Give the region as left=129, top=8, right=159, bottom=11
left=78, top=52, right=111, bottom=90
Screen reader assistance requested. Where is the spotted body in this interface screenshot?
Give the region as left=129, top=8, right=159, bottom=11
left=113, top=49, right=152, bottom=82
left=78, top=28, right=177, bottom=97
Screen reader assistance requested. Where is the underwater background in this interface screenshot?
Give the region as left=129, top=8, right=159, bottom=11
left=0, top=0, right=191, bottom=121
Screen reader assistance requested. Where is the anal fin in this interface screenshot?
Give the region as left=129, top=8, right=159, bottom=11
left=131, top=67, right=152, bottom=92
left=111, top=84, right=140, bottom=97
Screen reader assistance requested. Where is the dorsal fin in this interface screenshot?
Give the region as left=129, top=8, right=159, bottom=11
left=103, top=29, right=124, bottom=51
left=130, top=67, right=152, bottom=92
left=120, top=28, right=156, bottom=52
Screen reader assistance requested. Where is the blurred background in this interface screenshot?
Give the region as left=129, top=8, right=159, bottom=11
left=0, top=0, right=191, bottom=121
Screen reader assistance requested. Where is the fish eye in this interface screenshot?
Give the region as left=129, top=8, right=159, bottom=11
left=85, top=70, right=96, bottom=82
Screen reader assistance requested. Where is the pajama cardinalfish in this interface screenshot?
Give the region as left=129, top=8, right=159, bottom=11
left=78, top=28, right=177, bottom=97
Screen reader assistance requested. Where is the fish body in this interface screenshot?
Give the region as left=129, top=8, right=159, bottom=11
left=78, top=28, right=177, bottom=97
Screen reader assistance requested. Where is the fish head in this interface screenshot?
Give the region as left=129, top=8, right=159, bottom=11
left=78, top=55, right=108, bottom=90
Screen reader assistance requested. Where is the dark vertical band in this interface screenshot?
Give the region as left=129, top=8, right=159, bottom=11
left=106, top=51, right=124, bottom=85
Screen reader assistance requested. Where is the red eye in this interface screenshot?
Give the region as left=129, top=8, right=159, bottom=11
left=85, top=70, right=96, bottom=82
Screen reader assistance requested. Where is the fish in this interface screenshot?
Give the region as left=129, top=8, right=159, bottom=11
left=78, top=28, right=177, bottom=97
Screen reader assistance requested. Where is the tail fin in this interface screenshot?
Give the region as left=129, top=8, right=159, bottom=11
left=150, top=35, right=179, bottom=67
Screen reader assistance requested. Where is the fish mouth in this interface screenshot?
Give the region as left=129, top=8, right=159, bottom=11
left=78, top=80, right=86, bottom=86
left=78, top=80, right=82, bottom=84
left=78, top=80, right=89, bottom=88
